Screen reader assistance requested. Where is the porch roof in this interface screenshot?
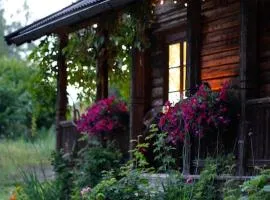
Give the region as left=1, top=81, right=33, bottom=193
left=5, top=0, right=136, bottom=46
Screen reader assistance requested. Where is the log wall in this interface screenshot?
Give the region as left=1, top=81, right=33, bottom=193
left=201, top=0, right=240, bottom=90
left=150, top=0, right=242, bottom=108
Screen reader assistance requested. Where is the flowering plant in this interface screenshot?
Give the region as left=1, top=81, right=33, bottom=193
left=77, top=96, right=129, bottom=136
left=158, top=82, right=238, bottom=144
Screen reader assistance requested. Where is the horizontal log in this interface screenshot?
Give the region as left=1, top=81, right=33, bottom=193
left=202, top=38, right=239, bottom=51
left=152, top=67, right=164, bottom=78
left=201, top=49, right=239, bottom=62
left=201, top=46, right=239, bottom=57
left=152, top=87, right=163, bottom=99
left=151, top=98, right=164, bottom=107
left=202, top=28, right=240, bottom=45
left=201, top=64, right=239, bottom=80
left=246, top=97, right=270, bottom=105
left=152, top=78, right=164, bottom=87
left=202, top=0, right=238, bottom=11
left=203, top=15, right=240, bottom=34
left=202, top=2, right=240, bottom=23
left=201, top=55, right=239, bottom=68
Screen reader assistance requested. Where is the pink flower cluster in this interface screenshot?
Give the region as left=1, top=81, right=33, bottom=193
left=81, top=186, right=91, bottom=196
left=159, top=83, right=234, bottom=144
left=77, top=96, right=128, bottom=135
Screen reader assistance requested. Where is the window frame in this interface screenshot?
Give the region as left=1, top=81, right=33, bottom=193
left=164, top=31, right=187, bottom=103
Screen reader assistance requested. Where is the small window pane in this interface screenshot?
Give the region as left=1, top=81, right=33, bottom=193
left=169, top=92, right=180, bottom=104
left=169, top=43, right=180, bottom=68
left=169, top=67, right=180, bottom=92
left=183, top=41, right=187, bottom=65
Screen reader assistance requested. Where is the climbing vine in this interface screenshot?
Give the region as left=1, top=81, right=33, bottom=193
left=29, top=1, right=155, bottom=105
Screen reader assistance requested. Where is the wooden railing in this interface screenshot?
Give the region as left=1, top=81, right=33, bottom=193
left=246, top=97, right=270, bottom=172
left=59, top=121, right=85, bottom=154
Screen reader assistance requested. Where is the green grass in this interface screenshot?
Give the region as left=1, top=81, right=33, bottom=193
left=0, top=131, right=55, bottom=199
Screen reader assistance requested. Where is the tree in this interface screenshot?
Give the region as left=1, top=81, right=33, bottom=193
left=0, top=57, right=56, bottom=139
left=0, top=0, right=8, bottom=56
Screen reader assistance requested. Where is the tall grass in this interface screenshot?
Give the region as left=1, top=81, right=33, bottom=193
left=0, top=129, right=55, bottom=198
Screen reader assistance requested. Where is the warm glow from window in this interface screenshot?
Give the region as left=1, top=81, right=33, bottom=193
left=168, top=41, right=187, bottom=104
left=169, top=43, right=180, bottom=68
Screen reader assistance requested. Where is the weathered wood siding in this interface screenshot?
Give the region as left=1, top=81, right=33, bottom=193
left=150, top=0, right=241, bottom=108
left=259, top=0, right=270, bottom=97
left=201, top=0, right=240, bottom=90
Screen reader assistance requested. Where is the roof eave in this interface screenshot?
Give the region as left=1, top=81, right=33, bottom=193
left=5, top=0, right=136, bottom=46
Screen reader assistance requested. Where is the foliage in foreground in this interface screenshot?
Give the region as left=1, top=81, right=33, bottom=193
left=14, top=135, right=270, bottom=200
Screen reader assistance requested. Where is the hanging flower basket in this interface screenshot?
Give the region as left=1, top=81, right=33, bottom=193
left=77, top=96, right=129, bottom=148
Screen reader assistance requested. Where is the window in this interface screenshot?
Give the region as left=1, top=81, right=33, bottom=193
left=168, top=41, right=187, bottom=103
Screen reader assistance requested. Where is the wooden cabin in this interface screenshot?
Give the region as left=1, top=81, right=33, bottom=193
left=5, top=0, right=270, bottom=175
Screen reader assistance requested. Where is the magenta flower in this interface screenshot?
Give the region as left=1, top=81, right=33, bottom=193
left=77, top=97, right=129, bottom=136
left=158, top=82, right=237, bottom=143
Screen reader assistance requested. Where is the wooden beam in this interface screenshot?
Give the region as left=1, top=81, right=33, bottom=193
left=186, top=0, right=202, bottom=95
left=130, top=48, right=151, bottom=155
left=56, top=33, right=68, bottom=151
left=96, top=30, right=109, bottom=101
left=238, top=0, right=258, bottom=176
left=184, top=0, right=202, bottom=175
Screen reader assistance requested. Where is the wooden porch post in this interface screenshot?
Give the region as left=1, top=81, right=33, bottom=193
left=130, top=48, right=150, bottom=155
left=187, top=0, right=201, bottom=95
left=185, top=0, right=202, bottom=175
left=238, top=0, right=258, bottom=175
left=96, top=30, right=109, bottom=101
left=56, top=33, right=68, bottom=151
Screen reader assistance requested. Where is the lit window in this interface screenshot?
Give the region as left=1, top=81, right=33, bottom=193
left=168, top=41, right=187, bottom=104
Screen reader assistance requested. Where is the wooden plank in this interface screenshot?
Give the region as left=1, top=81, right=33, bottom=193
left=201, top=55, right=239, bottom=68
left=201, top=49, right=239, bottom=62
left=202, top=15, right=240, bottom=34
left=56, top=33, right=69, bottom=151
left=202, top=1, right=240, bottom=23
left=246, top=97, right=270, bottom=105
left=201, top=38, right=239, bottom=51
left=202, top=27, right=240, bottom=44
left=201, top=46, right=239, bottom=57
left=201, top=64, right=239, bottom=80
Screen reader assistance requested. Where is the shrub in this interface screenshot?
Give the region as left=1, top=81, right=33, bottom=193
left=74, top=144, right=122, bottom=188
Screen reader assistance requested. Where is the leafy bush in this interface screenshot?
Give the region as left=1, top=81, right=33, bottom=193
left=74, top=144, right=122, bottom=188
left=51, top=150, right=75, bottom=200
left=87, top=170, right=153, bottom=200
left=240, top=170, right=270, bottom=199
